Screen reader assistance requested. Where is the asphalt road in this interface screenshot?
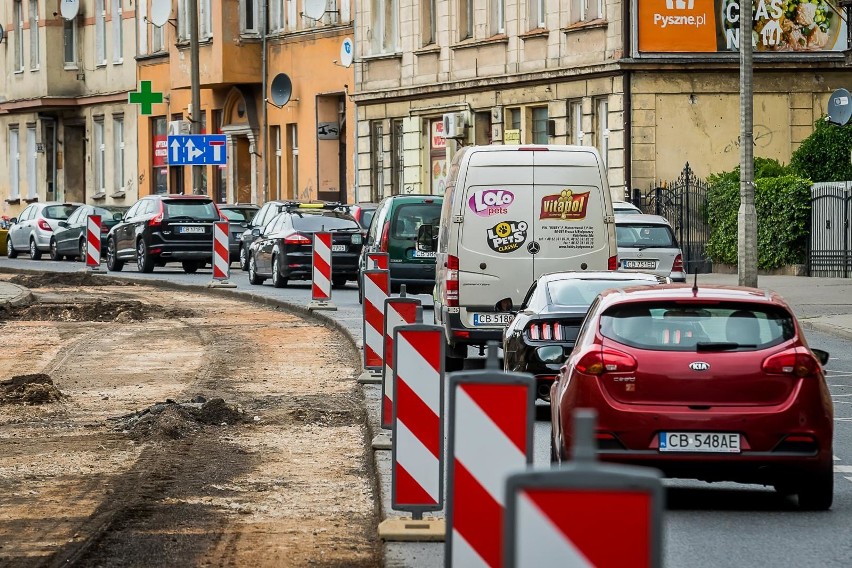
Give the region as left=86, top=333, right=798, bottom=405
left=3, top=257, right=851, bottom=567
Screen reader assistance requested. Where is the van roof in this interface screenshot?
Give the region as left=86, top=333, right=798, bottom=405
left=465, top=144, right=593, bottom=153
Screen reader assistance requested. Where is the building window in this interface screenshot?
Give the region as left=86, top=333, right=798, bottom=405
left=27, top=126, right=38, bottom=200
left=530, top=0, right=546, bottom=28
left=492, top=0, right=505, bottom=35
left=572, top=0, right=605, bottom=23
left=421, top=0, right=436, bottom=45
left=138, top=0, right=148, bottom=54
left=212, top=110, right=226, bottom=202
left=459, top=0, right=473, bottom=40
left=287, top=124, right=299, bottom=199
left=370, top=122, right=383, bottom=201
left=570, top=100, right=584, bottom=146
left=595, top=98, right=609, bottom=165
left=371, top=0, right=398, bottom=54
left=14, top=1, right=24, bottom=72
left=178, top=0, right=189, bottom=40
left=391, top=120, right=403, bottom=196
left=94, top=118, right=106, bottom=194
left=114, top=117, right=125, bottom=191
left=270, top=126, right=282, bottom=200
left=29, top=0, right=39, bottom=70
left=200, top=0, right=212, bottom=39
left=152, top=12, right=165, bottom=52
left=286, top=0, right=297, bottom=31
left=269, top=0, right=284, bottom=31
left=96, top=0, right=107, bottom=65
left=64, top=17, right=77, bottom=65
left=532, top=107, right=548, bottom=144
left=112, top=0, right=123, bottom=63
left=9, top=128, right=21, bottom=200
left=241, top=0, right=259, bottom=34
left=152, top=117, right=168, bottom=194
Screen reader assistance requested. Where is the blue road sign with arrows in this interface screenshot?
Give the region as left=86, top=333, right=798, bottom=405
left=167, top=134, right=227, bottom=166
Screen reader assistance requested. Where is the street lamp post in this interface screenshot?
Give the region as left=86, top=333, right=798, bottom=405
left=738, top=0, right=758, bottom=287
left=189, top=0, right=203, bottom=194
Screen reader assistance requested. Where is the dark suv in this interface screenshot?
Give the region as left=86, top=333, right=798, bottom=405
left=105, top=194, right=221, bottom=273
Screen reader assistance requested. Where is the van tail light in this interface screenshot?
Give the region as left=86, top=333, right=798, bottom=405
left=38, top=219, right=53, bottom=232
left=608, top=255, right=618, bottom=271
left=762, top=349, right=819, bottom=378
left=527, top=322, right=563, bottom=341
left=575, top=347, right=637, bottom=375
left=148, top=201, right=165, bottom=227
left=672, top=254, right=684, bottom=273
left=284, top=233, right=312, bottom=245
left=445, top=254, right=459, bottom=307
left=379, top=221, right=390, bottom=252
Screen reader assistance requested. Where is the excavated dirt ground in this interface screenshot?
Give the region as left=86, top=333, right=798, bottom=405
left=0, top=274, right=380, bottom=567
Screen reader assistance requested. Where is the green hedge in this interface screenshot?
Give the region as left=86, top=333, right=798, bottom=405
left=790, top=117, right=852, bottom=182
left=706, top=165, right=811, bottom=269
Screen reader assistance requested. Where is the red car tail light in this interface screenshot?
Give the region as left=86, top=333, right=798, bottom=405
left=148, top=201, right=164, bottom=227
left=379, top=221, right=390, bottom=252
left=762, top=349, right=819, bottom=377
left=38, top=218, right=52, bottom=232
left=672, top=254, right=684, bottom=273
left=284, top=233, right=312, bottom=245
left=576, top=347, right=637, bottom=375
left=608, top=255, right=618, bottom=271
left=527, top=322, right=563, bottom=341
left=445, top=254, right=459, bottom=307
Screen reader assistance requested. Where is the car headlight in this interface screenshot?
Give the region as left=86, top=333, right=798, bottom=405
left=351, top=234, right=362, bottom=245
left=536, top=345, right=566, bottom=364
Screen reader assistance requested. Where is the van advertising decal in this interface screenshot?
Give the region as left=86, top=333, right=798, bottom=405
left=539, top=225, right=596, bottom=250
left=468, top=189, right=515, bottom=217
left=540, top=189, right=590, bottom=221
left=487, top=221, right=528, bottom=253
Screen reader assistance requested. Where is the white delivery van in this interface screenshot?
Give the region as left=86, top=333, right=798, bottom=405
left=417, top=145, right=618, bottom=368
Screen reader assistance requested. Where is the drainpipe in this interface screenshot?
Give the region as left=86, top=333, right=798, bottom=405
left=261, top=0, right=269, bottom=204
left=622, top=0, right=632, bottom=200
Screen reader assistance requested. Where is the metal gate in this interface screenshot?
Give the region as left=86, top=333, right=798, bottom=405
left=809, top=182, right=852, bottom=277
left=631, top=163, right=712, bottom=274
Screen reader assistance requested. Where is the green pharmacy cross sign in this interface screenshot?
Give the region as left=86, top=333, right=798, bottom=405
left=128, top=81, right=163, bottom=115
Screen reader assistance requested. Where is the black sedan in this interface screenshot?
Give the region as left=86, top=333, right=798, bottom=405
left=51, top=204, right=129, bottom=261
left=219, top=204, right=259, bottom=263
left=246, top=204, right=364, bottom=288
left=503, top=271, right=666, bottom=401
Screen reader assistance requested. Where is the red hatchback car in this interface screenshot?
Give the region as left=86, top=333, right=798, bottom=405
left=550, top=284, right=834, bottom=510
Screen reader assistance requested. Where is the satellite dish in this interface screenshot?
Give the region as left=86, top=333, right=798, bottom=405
left=304, top=0, right=326, bottom=20
left=60, top=0, right=80, bottom=20
left=827, top=88, right=852, bottom=126
left=150, top=0, right=171, bottom=28
left=270, top=73, right=293, bottom=107
left=0, top=24, right=5, bottom=45
left=340, top=38, right=354, bottom=68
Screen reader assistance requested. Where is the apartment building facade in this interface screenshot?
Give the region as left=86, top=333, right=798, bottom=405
left=353, top=0, right=852, bottom=201
left=1, top=0, right=138, bottom=217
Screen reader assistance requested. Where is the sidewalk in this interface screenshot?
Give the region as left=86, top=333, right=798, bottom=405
left=0, top=281, right=32, bottom=308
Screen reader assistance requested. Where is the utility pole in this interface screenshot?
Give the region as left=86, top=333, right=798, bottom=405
left=189, top=0, right=203, bottom=194
left=738, top=0, right=757, bottom=287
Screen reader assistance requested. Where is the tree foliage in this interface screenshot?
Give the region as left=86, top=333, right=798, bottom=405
left=790, top=118, right=852, bottom=182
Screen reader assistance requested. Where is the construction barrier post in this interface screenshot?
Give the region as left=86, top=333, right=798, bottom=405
left=367, top=251, right=389, bottom=270
left=86, top=215, right=104, bottom=273
left=308, top=231, right=337, bottom=311
left=504, top=410, right=664, bottom=568
left=445, top=342, right=535, bottom=568
left=376, top=320, right=446, bottom=541
left=357, top=268, right=390, bottom=384
left=208, top=221, right=237, bottom=288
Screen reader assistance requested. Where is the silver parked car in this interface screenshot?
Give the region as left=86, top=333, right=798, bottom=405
left=613, top=200, right=643, bottom=215
left=6, top=202, right=82, bottom=260
left=615, top=213, right=686, bottom=282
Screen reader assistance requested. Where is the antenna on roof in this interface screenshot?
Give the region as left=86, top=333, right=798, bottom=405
left=692, top=272, right=699, bottom=295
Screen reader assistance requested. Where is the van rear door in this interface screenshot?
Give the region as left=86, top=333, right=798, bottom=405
left=458, top=149, right=535, bottom=321
left=531, top=148, right=614, bottom=275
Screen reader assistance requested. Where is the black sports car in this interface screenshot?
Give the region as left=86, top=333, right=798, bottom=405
left=503, top=271, right=667, bottom=401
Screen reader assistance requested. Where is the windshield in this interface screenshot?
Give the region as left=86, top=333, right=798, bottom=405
left=164, top=200, right=219, bottom=221
left=43, top=205, right=78, bottom=220
left=292, top=212, right=359, bottom=232
left=547, top=279, right=660, bottom=307
left=391, top=203, right=442, bottom=239
left=616, top=224, right=677, bottom=248
left=600, top=302, right=796, bottom=351
left=221, top=208, right=258, bottom=223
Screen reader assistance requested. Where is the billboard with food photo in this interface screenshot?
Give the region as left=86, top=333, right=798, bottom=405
left=636, top=0, right=848, bottom=53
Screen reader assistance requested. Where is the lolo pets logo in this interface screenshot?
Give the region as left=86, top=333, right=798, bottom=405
left=469, top=189, right=514, bottom=217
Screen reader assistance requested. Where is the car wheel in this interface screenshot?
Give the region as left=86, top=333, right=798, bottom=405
left=29, top=239, right=42, bottom=260
left=79, top=239, right=87, bottom=262
left=182, top=260, right=200, bottom=274
left=248, top=254, right=265, bottom=285
left=797, top=469, right=833, bottom=511
left=271, top=256, right=287, bottom=288
left=239, top=245, right=249, bottom=271
left=49, top=239, right=63, bottom=261
left=332, top=275, right=348, bottom=289
left=106, top=238, right=124, bottom=271
left=357, top=275, right=364, bottom=304
left=136, top=239, right=155, bottom=273
left=6, top=236, right=18, bottom=259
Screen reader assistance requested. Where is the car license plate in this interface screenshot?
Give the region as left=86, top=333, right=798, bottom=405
left=659, top=432, right=740, bottom=453
left=179, top=226, right=205, bottom=234
left=471, top=312, right=513, bottom=326
left=332, top=244, right=347, bottom=252
left=414, top=250, right=436, bottom=258
left=623, top=259, right=657, bottom=269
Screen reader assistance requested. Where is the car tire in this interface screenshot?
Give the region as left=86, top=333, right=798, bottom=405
left=239, top=245, right=249, bottom=271
left=271, top=256, right=286, bottom=288
left=49, top=239, right=63, bottom=261
left=106, top=238, right=124, bottom=272
left=136, top=239, right=155, bottom=273
left=332, top=275, right=347, bottom=289
left=797, top=469, right=833, bottom=511
left=248, top=254, right=265, bottom=285
left=357, top=275, right=364, bottom=304
left=182, top=260, right=200, bottom=274
left=29, top=239, right=42, bottom=260
left=6, top=236, right=18, bottom=259
left=79, top=239, right=87, bottom=262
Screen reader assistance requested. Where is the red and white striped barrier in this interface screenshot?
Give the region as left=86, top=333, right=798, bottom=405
left=312, top=231, right=332, bottom=301
left=446, top=353, right=535, bottom=568
left=381, top=297, right=421, bottom=430
left=86, top=215, right=102, bottom=269
left=392, top=324, right=444, bottom=514
left=362, top=269, right=390, bottom=372
left=212, top=221, right=230, bottom=280
left=367, top=251, right=389, bottom=270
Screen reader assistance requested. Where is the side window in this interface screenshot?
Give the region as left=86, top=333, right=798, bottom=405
left=125, top=202, right=141, bottom=218
left=368, top=202, right=388, bottom=245
left=575, top=297, right=601, bottom=349
left=20, top=206, right=34, bottom=221
left=254, top=204, right=270, bottom=227
left=142, top=200, right=155, bottom=215
left=67, top=208, right=82, bottom=225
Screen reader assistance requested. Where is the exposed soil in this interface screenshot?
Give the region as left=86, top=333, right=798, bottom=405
left=9, top=272, right=134, bottom=288
left=0, top=277, right=380, bottom=567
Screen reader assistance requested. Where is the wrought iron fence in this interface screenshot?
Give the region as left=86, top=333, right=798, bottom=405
left=631, top=163, right=712, bottom=274
left=809, top=182, right=852, bottom=278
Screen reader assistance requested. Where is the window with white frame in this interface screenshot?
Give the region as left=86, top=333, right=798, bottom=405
left=287, top=124, right=299, bottom=199
left=9, top=128, right=21, bottom=200
left=93, top=118, right=105, bottom=194
left=14, top=1, right=24, bottom=71
left=27, top=126, right=37, bottom=200
left=571, top=0, right=605, bottom=23
left=95, top=0, right=107, bottom=65
left=286, top=0, right=297, bottom=31
left=570, top=100, right=584, bottom=146
left=114, top=117, right=125, bottom=191
left=530, top=0, right=546, bottom=28
left=178, top=0, right=189, bottom=40
left=112, top=0, right=122, bottom=63
left=200, top=0, right=212, bottom=39
left=138, top=0, right=148, bottom=54
left=370, top=0, right=398, bottom=53
left=271, top=126, right=282, bottom=199
left=459, top=0, right=473, bottom=40
left=29, top=0, right=39, bottom=70
left=595, top=98, right=609, bottom=165
left=269, top=0, right=284, bottom=31
left=421, top=0, right=436, bottom=45
left=64, top=17, right=77, bottom=65
left=532, top=107, right=549, bottom=144
left=491, top=0, right=505, bottom=35
left=241, top=0, right=259, bottom=34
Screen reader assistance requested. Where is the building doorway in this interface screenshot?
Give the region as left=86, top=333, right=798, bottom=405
left=235, top=137, right=252, bottom=203
left=64, top=124, right=86, bottom=203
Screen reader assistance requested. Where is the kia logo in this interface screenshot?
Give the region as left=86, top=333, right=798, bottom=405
left=689, top=362, right=710, bottom=371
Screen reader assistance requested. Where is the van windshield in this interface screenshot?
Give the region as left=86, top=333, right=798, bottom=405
left=392, top=203, right=442, bottom=239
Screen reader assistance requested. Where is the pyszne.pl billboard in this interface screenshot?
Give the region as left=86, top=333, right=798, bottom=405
left=637, top=0, right=848, bottom=53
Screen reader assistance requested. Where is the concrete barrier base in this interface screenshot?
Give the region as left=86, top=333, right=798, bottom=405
left=378, top=517, right=445, bottom=542
left=207, top=280, right=238, bottom=289
left=308, top=300, right=337, bottom=311
left=371, top=432, right=392, bottom=450
left=357, top=370, right=381, bottom=384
